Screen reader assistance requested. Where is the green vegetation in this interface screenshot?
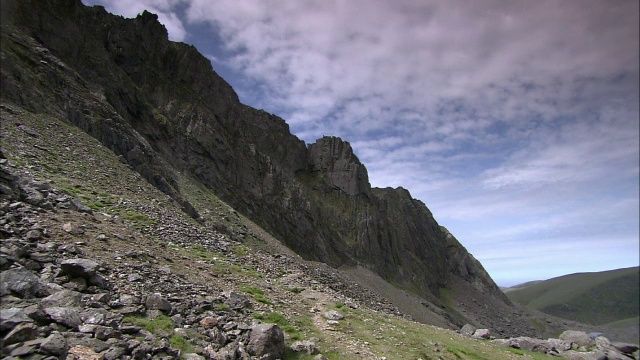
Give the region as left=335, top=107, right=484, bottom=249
left=505, top=267, right=639, bottom=325
left=241, top=285, right=273, bottom=305
left=169, top=244, right=262, bottom=278
left=169, top=334, right=192, bottom=353
left=254, top=311, right=301, bottom=340
left=123, top=314, right=174, bottom=334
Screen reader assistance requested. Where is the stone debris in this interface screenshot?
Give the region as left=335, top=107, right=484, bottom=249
left=491, top=330, right=639, bottom=360
left=0, top=161, right=352, bottom=359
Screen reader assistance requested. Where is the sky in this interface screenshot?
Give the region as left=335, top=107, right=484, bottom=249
left=82, top=0, right=639, bottom=287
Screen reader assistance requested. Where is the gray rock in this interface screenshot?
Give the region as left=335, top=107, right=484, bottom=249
left=9, top=342, right=38, bottom=357
left=65, top=333, right=110, bottom=353
left=560, top=330, right=596, bottom=350
left=205, top=344, right=238, bottom=360
left=547, top=337, right=572, bottom=352
left=62, top=222, right=85, bottom=235
left=18, top=124, right=40, bottom=137
left=88, top=273, right=110, bottom=289
left=605, top=348, right=634, bottom=360
left=145, top=293, right=172, bottom=313
left=563, top=350, right=607, bottom=360
left=323, top=310, right=344, bottom=321
left=69, top=198, right=93, bottom=213
left=22, top=187, right=45, bottom=206
left=127, top=273, right=143, bottom=282
left=308, top=136, right=370, bottom=196
left=291, top=340, right=317, bottom=354
left=102, top=346, right=126, bottom=360
left=492, top=337, right=551, bottom=354
left=0, top=267, right=42, bottom=298
left=40, top=332, right=68, bottom=356
left=43, top=307, right=83, bottom=329
left=182, top=354, right=206, bottom=360
left=207, top=327, right=227, bottom=347
left=103, top=346, right=126, bottom=360
left=131, top=342, right=153, bottom=359
left=117, top=294, right=140, bottom=306
left=226, top=291, right=252, bottom=310
left=473, top=328, right=491, bottom=339
left=2, top=322, right=36, bottom=346
left=460, top=324, right=476, bottom=337
left=0, top=307, right=33, bottom=332
left=25, top=229, right=42, bottom=241
left=247, top=324, right=285, bottom=360
left=611, top=342, right=639, bottom=355
left=60, top=258, right=100, bottom=278
left=41, top=289, right=83, bottom=307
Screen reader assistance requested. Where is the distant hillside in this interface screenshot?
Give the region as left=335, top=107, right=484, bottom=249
left=505, top=267, right=639, bottom=326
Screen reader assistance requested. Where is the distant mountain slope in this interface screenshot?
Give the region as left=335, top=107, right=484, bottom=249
left=505, top=267, right=639, bottom=326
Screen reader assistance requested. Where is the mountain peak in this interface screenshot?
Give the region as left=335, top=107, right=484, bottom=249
left=308, top=136, right=371, bottom=196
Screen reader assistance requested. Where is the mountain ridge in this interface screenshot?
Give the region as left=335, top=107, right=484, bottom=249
left=1, top=0, right=509, bottom=317
left=505, top=267, right=639, bottom=327
left=11, top=1, right=640, bottom=351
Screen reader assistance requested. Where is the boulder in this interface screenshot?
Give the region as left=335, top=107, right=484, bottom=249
left=0, top=307, right=33, bottom=332
left=247, top=324, right=285, bottom=360
left=43, top=306, right=83, bottom=329
left=41, top=289, right=83, bottom=307
left=492, top=337, right=551, bottom=354
left=473, top=328, right=491, bottom=339
left=611, top=342, right=639, bottom=355
left=145, top=293, right=172, bottom=313
left=560, top=330, right=596, bottom=350
left=60, top=258, right=100, bottom=278
left=460, top=324, right=476, bottom=337
left=0, top=267, right=41, bottom=298
left=323, top=310, right=344, bottom=321
left=225, top=291, right=252, bottom=310
left=40, top=332, right=68, bottom=356
left=2, top=322, right=36, bottom=345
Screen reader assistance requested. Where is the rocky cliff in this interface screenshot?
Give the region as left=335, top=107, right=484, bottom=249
left=1, top=0, right=510, bottom=329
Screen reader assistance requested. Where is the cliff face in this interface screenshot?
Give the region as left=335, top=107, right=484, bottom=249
left=1, top=0, right=510, bottom=323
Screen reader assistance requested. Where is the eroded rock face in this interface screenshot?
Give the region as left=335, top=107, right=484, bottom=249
left=308, top=136, right=371, bottom=197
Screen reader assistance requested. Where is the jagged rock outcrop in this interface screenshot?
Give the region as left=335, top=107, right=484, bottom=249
left=1, top=0, right=510, bottom=329
left=307, top=136, right=371, bottom=196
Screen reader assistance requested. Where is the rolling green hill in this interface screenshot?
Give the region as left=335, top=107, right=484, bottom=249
left=505, top=267, right=639, bottom=326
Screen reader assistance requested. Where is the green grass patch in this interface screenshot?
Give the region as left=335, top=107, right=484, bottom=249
left=254, top=312, right=301, bottom=340
left=169, top=334, right=192, bottom=353
left=123, top=314, right=174, bottom=334
left=230, top=244, right=248, bottom=256
left=241, top=285, right=273, bottom=305
left=214, top=303, right=231, bottom=312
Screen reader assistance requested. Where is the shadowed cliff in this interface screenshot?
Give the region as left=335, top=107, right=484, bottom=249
left=1, top=0, right=512, bottom=332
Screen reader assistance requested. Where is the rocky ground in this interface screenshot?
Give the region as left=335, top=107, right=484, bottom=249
left=1, top=104, right=638, bottom=360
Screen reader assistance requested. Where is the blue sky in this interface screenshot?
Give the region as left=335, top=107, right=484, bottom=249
left=83, top=0, right=639, bottom=287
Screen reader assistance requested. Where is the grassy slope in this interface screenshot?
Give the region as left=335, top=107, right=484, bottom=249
left=505, top=267, right=639, bottom=325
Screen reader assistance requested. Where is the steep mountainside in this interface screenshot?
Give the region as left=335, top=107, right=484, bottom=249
left=505, top=267, right=640, bottom=326
left=3, top=0, right=512, bottom=334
